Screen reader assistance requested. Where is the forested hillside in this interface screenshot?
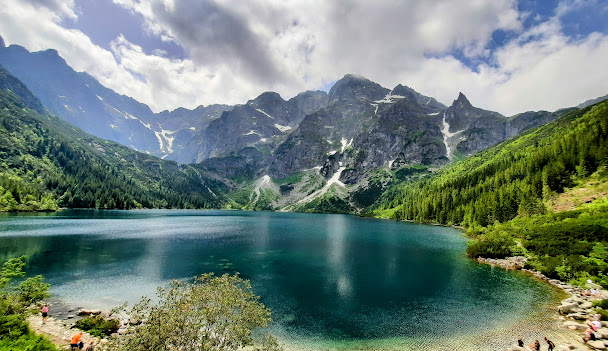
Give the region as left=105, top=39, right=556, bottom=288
left=0, top=66, right=228, bottom=211
left=372, top=101, right=608, bottom=285
left=373, top=102, right=607, bottom=226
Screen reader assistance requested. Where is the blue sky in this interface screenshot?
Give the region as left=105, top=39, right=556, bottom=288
left=1, top=0, right=607, bottom=115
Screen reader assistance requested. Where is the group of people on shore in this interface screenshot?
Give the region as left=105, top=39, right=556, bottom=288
left=40, top=304, right=96, bottom=350
left=517, top=337, right=555, bottom=350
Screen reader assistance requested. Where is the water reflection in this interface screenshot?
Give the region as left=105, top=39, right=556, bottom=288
left=0, top=210, right=561, bottom=349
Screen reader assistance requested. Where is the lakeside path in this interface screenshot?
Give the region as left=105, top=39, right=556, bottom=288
left=27, top=314, right=101, bottom=350
left=479, top=257, right=607, bottom=351
left=26, top=299, right=108, bottom=350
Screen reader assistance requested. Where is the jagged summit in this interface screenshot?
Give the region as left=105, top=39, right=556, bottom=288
left=343, top=73, right=371, bottom=81
left=42, top=48, right=60, bottom=57
left=392, top=84, right=448, bottom=110
left=328, top=73, right=388, bottom=103
left=0, top=35, right=5, bottom=48
left=454, top=92, right=472, bottom=107
left=249, top=91, right=284, bottom=106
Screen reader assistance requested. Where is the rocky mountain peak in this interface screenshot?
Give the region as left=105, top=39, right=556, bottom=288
left=454, top=92, right=472, bottom=108
left=328, top=74, right=388, bottom=103
left=250, top=91, right=284, bottom=106
left=391, top=84, right=447, bottom=110
left=0, top=35, right=5, bottom=48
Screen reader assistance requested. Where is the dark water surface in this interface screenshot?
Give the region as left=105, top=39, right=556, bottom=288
left=0, top=210, right=567, bottom=350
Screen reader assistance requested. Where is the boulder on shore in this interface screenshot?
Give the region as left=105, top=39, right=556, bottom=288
left=559, top=303, right=579, bottom=314
left=588, top=340, right=606, bottom=349
left=77, top=309, right=102, bottom=316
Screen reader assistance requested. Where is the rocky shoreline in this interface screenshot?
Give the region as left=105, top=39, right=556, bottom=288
left=26, top=299, right=117, bottom=350
left=27, top=257, right=607, bottom=351
left=478, top=256, right=608, bottom=350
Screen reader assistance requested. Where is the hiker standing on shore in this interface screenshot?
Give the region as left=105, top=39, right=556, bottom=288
left=41, top=304, right=49, bottom=323
left=545, top=337, right=555, bottom=351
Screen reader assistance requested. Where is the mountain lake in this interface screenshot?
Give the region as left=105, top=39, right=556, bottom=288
left=0, top=209, right=574, bottom=350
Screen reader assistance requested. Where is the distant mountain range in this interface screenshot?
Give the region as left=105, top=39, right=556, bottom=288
left=0, top=34, right=606, bottom=213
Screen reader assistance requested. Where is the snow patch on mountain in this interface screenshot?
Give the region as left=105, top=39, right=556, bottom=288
left=255, top=108, right=274, bottom=119
left=160, top=129, right=176, bottom=153
left=274, top=123, right=292, bottom=132
left=441, top=112, right=465, bottom=160
left=292, top=167, right=346, bottom=207
left=340, top=138, right=353, bottom=153
left=252, top=175, right=272, bottom=205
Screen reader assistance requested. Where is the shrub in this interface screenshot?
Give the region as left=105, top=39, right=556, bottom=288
left=75, top=315, right=120, bottom=337
left=0, top=257, right=56, bottom=350
left=597, top=309, right=608, bottom=321
left=593, top=299, right=608, bottom=310
left=113, top=273, right=281, bottom=351
left=466, top=238, right=514, bottom=258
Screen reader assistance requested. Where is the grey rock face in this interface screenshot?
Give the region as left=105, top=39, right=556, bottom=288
left=444, top=93, right=560, bottom=157
left=200, top=147, right=267, bottom=180
left=188, top=90, right=328, bottom=163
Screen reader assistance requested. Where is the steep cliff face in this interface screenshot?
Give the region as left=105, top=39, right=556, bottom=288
left=186, top=90, right=328, bottom=163
left=270, top=75, right=389, bottom=177
left=337, top=93, right=447, bottom=184
left=445, top=94, right=562, bottom=157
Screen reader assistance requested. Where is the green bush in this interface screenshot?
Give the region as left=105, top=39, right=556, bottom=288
left=75, top=315, right=120, bottom=337
left=593, top=299, right=608, bottom=309
left=0, top=332, right=56, bottom=351
left=597, top=309, right=608, bottom=321
left=466, top=238, right=514, bottom=258
left=0, top=257, right=56, bottom=350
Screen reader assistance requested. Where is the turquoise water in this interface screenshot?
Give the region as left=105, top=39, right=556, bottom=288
left=0, top=210, right=566, bottom=350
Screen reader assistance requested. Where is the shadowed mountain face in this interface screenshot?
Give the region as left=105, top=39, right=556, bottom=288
left=0, top=37, right=231, bottom=160
left=0, top=64, right=229, bottom=210
left=180, top=90, right=329, bottom=164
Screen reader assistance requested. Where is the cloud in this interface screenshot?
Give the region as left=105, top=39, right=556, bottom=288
left=24, top=0, right=77, bottom=19
left=403, top=13, right=608, bottom=115
left=1, top=0, right=608, bottom=116
left=108, top=0, right=526, bottom=108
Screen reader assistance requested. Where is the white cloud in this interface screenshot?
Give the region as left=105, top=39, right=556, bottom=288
left=1, top=0, right=607, bottom=116
left=403, top=17, right=608, bottom=115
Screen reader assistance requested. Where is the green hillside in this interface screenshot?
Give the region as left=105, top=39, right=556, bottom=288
left=372, top=101, right=608, bottom=285
left=0, top=66, right=228, bottom=211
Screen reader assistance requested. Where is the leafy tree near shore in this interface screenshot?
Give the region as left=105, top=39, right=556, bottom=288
left=113, top=273, right=282, bottom=351
left=0, top=256, right=55, bottom=351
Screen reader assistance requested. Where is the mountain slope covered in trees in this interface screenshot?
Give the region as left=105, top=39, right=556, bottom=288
left=372, top=100, right=608, bottom=285
left=0, top=65, right=229, bottom=211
